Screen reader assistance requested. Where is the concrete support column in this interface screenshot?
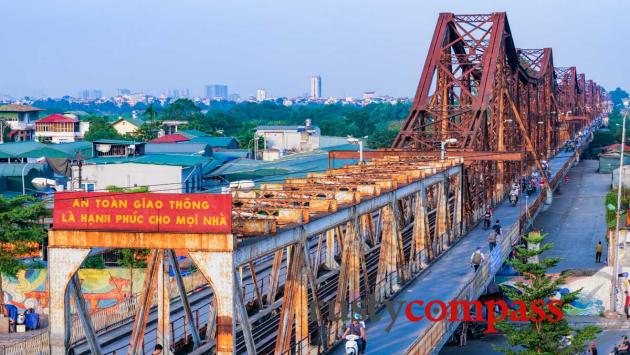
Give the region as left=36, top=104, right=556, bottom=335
left=189, top=250, right=235, bottom=355
left=411, top=190, right=428, bottom=271
left=48, top=247, right=90, bottom=355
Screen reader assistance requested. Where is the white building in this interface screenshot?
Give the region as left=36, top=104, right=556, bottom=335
left=34, top=114, right=89, bottom=143
left=256, top=89, right=268, bottom=101
left=255, top=119, right=320, bottom=153
left=310, top=75, right=322, bottom=99
left=72, top=154, right=206, bottom=193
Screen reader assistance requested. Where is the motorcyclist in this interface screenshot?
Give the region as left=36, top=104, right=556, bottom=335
left=343, top=314, right=365, bottom=354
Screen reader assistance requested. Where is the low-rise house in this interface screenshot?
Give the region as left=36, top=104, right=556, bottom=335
left=34, top=114, right=90, bottom=143
left=111, top=117, right=144, bottom=135
left=0, top=104, right=44, bottom=142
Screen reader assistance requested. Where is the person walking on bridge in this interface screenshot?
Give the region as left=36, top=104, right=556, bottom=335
left=595, top=241, right=603, bottom=263
left=470, top=247, right=485, bottom=271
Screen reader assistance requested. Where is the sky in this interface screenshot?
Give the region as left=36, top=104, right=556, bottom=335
left=0, top=0, right=627, bottom=99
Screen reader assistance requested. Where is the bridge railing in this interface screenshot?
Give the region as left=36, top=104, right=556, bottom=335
left=405, top=220, right=520, bottom=355
left=70, top=270, right=208, bottom=344
left=2, top=332, right=49, bottom=355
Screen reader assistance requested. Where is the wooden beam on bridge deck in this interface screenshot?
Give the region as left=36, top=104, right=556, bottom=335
left=328, top=150, right=524, bottom=163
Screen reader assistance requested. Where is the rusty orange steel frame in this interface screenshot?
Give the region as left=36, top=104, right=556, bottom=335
left=389, top=12, right=605, bottom=225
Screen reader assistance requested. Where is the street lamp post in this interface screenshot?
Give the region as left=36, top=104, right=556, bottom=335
left=440, top=138, right=458, bottom=161
left=611, top=108, right=630, bottom=314
left=347, top=136, right=368, bottom=163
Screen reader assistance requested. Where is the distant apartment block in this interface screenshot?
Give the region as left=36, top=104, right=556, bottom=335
left=310, top=75, right=322, bottom=98
left=34, top=114, right=90, bottom=143
left=0, top=104, right=43, bottom=142
left=80, top=89, right=102, bottom=100
left=256, top=89, right=268, bottom=101
left=206, top=85, right=228, bottom=99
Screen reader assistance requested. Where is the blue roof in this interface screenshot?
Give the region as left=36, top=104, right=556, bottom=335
left=178, top=130, right=208, bottom=139
left=93, top=139, right=144, bottom=145
left=0, top=141, right=93, bottom=159
left=145, top=143, right=210, bottom=156
left=190, top=136, right=239, bottom=148
left=85, top=154, right=211, bottom=167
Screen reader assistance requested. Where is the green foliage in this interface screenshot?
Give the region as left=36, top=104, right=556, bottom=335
left=161, top=98, right=202, bottom=121
left=495, top=232, right=600, bottom=355
left=82, top=255, right=105, bottom=269
left=105, top=185, right=149, bottom=193
left=126, top=122, right=161, bottom=142
left=186, top=102, right=411, bottom=149
left=119, top=249, right=149, bottom=269
left=0, top=195, right=48, bottom=276
left=610, top=88, right=629, bottom=108
left=83, top=116, right=123, bottom=141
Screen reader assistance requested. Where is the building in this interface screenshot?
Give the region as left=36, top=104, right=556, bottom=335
left=310, top=75, right=322, bottom=98
left=111, top=117, right=144, bottom=135
left=74, top=154, right=208, bottom=193
left=145, top=142, right=211, bottom=156
left=0, top=104, right=44, bottom=142
left=160, top=120, right=188, bottom=136
left=206, top=85, right=228, bottom=100
left=189, top=136, right=240, bottom=151
left=256, top=89, right=268, bottom=101
left=362, top=91, right=376, bottom=100
left=149, top=133, right=190, bottom=144
left=34, top=114, right=90, bottom=143
left=92, top=139, right=145, bottom=157
left=255, top=119, right=320, bottom=153
left=79, top=89, right=102, bottom=100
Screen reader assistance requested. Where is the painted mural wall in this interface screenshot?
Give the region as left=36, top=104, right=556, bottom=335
left=3, top=268, right=155, bottom=314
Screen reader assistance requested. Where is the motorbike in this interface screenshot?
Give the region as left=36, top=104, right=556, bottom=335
left=509, top=193, right=518, bottom=206
left=345, top=334, right=360, bottom=355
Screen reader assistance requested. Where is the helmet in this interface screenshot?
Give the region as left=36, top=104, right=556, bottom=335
left=353, top=313, right=362, bottom=320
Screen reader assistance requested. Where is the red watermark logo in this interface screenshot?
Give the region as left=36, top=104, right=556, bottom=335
left=326, top=295, right=564, bottom=333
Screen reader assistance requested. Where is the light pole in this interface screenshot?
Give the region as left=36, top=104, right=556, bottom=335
left=440, top=138, right=458, bottom=161
left=611, top=108, right=630, bottom=314
left=347, top=136, right=367, bottom=163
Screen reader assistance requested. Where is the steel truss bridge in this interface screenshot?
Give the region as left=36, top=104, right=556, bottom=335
left=7, top=11, right=608, bottom=355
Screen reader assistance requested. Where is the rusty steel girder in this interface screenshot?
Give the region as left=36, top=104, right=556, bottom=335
left=391, top=12, right=605, bottom=226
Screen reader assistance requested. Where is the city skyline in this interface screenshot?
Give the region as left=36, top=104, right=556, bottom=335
left=0, top=0, right=627, bottom=98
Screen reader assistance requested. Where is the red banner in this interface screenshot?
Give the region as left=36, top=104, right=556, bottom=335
left=53, top=192, right=232, bottom=233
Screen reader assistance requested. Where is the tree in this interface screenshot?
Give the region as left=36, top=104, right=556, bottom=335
left=495, top=231, right=600, bottom=355
left=161, top=98, right=201, bottom=120
left=83, top=116, right=123, bottom=141
left=143, top=103, right=159, bottom=123
left=610, top=87, right=629, bottom=108
left=119, top=249, right=149, bottom=296
left=127, top=122, right=161, bottom=142
left=0, top=196, right=48, bottom=309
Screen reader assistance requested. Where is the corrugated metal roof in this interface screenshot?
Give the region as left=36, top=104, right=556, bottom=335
left=85, top=154, right=211, bottom=167
left=178, top=130, right=208, bottom=139
left=145, top=143, right=210, bottom=155
left=0, top=104, right=43, bottom=112
left=190, top=136, right=238, bottom=148
left=0, top=141, right=93, bottom=159
left=93, top=139, right=144, bottom=145
left=36, top=114, right=78, bottom=123
left=149, top=134, right=190, bottom=143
